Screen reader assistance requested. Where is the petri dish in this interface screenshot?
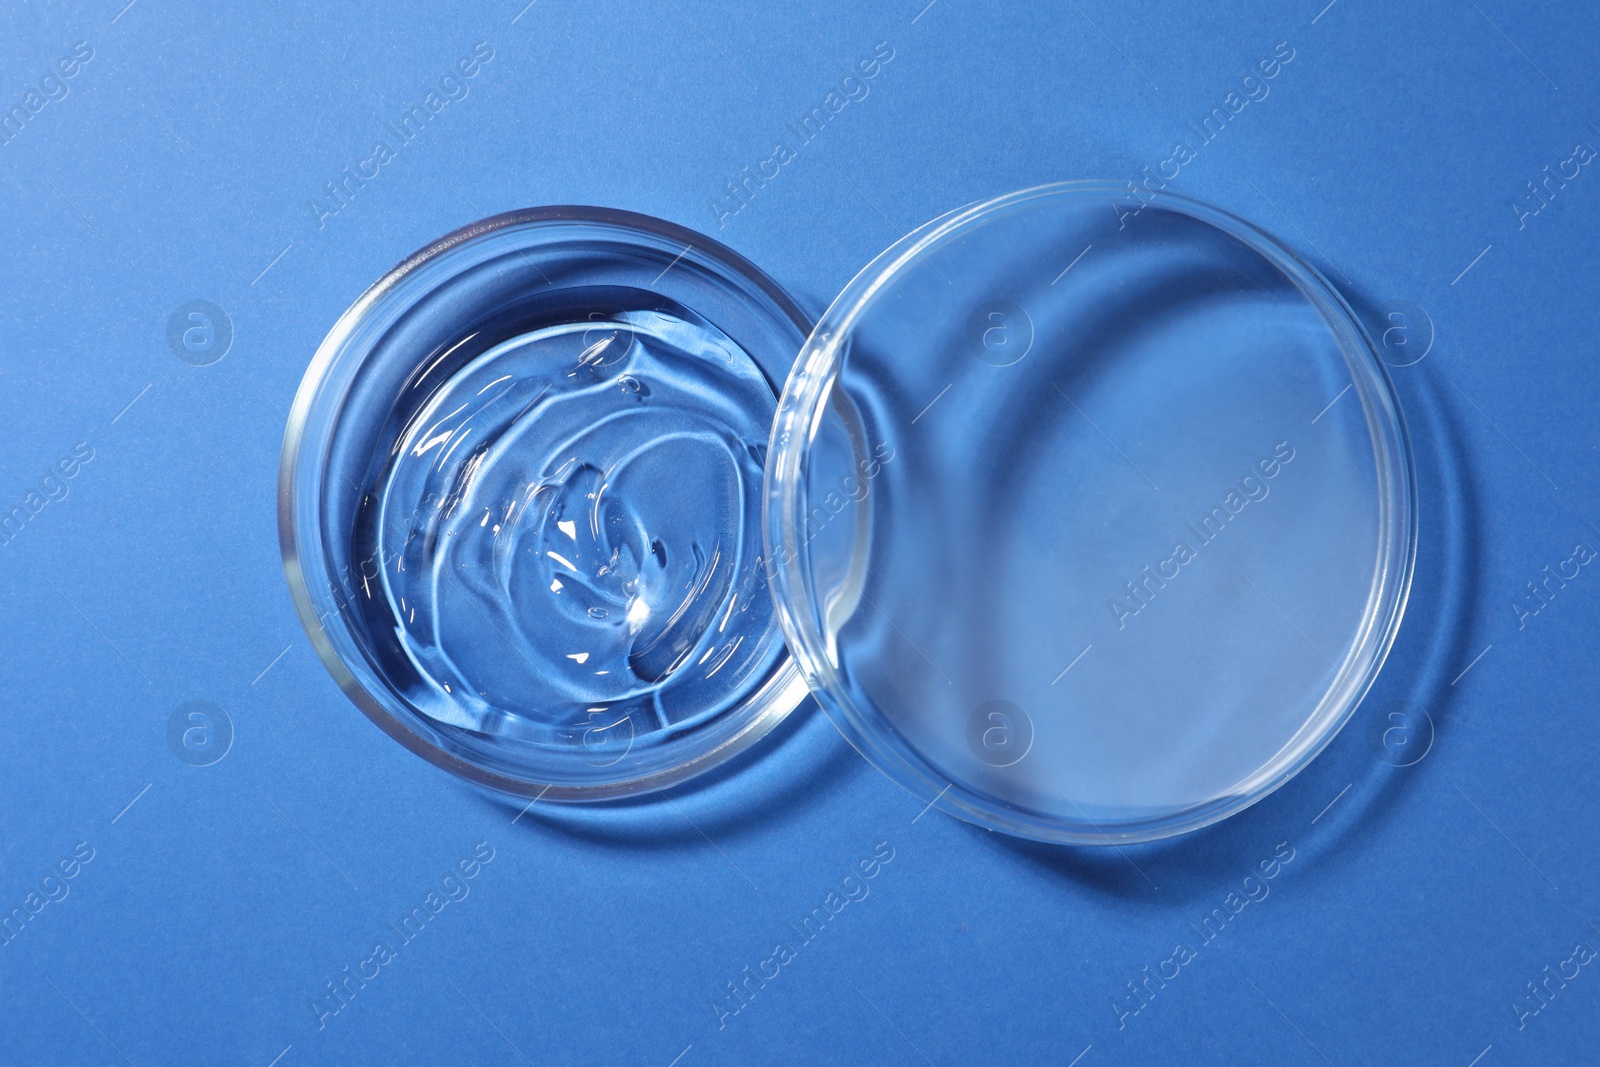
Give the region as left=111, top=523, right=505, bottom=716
left=280, top=184, right=1415, bottom=840
left=764, top=182, right=1415, bottom=844
left=278, top=207, right=811, bottom=799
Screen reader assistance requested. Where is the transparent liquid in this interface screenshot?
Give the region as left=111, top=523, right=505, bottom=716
left=355, top=307, right=783, bottom=749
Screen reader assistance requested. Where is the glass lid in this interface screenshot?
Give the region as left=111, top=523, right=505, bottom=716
left=763, top=182, right=1415, bottom=844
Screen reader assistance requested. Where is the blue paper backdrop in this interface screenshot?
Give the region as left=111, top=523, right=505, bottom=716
left=1, top=0, right=1598, bottom=1064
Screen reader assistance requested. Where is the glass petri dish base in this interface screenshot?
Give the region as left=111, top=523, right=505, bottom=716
left=279, top=208, right=811, bottom=800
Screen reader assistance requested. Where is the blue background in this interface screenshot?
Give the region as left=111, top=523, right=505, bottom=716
left=2, top=0, right=1598, bottom=1064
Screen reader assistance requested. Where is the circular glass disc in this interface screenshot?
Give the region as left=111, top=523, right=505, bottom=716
left=765, top=183, right=1415, bottom=843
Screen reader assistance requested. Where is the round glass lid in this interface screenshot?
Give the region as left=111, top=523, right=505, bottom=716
left=280, top=207, right=810, bottom=799
left=764, top=182, right=1415, bottom=844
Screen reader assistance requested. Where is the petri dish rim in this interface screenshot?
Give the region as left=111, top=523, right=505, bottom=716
left=278, top=205, right=813, bottom=801
left=763, top=180, right=1418, bottom=845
